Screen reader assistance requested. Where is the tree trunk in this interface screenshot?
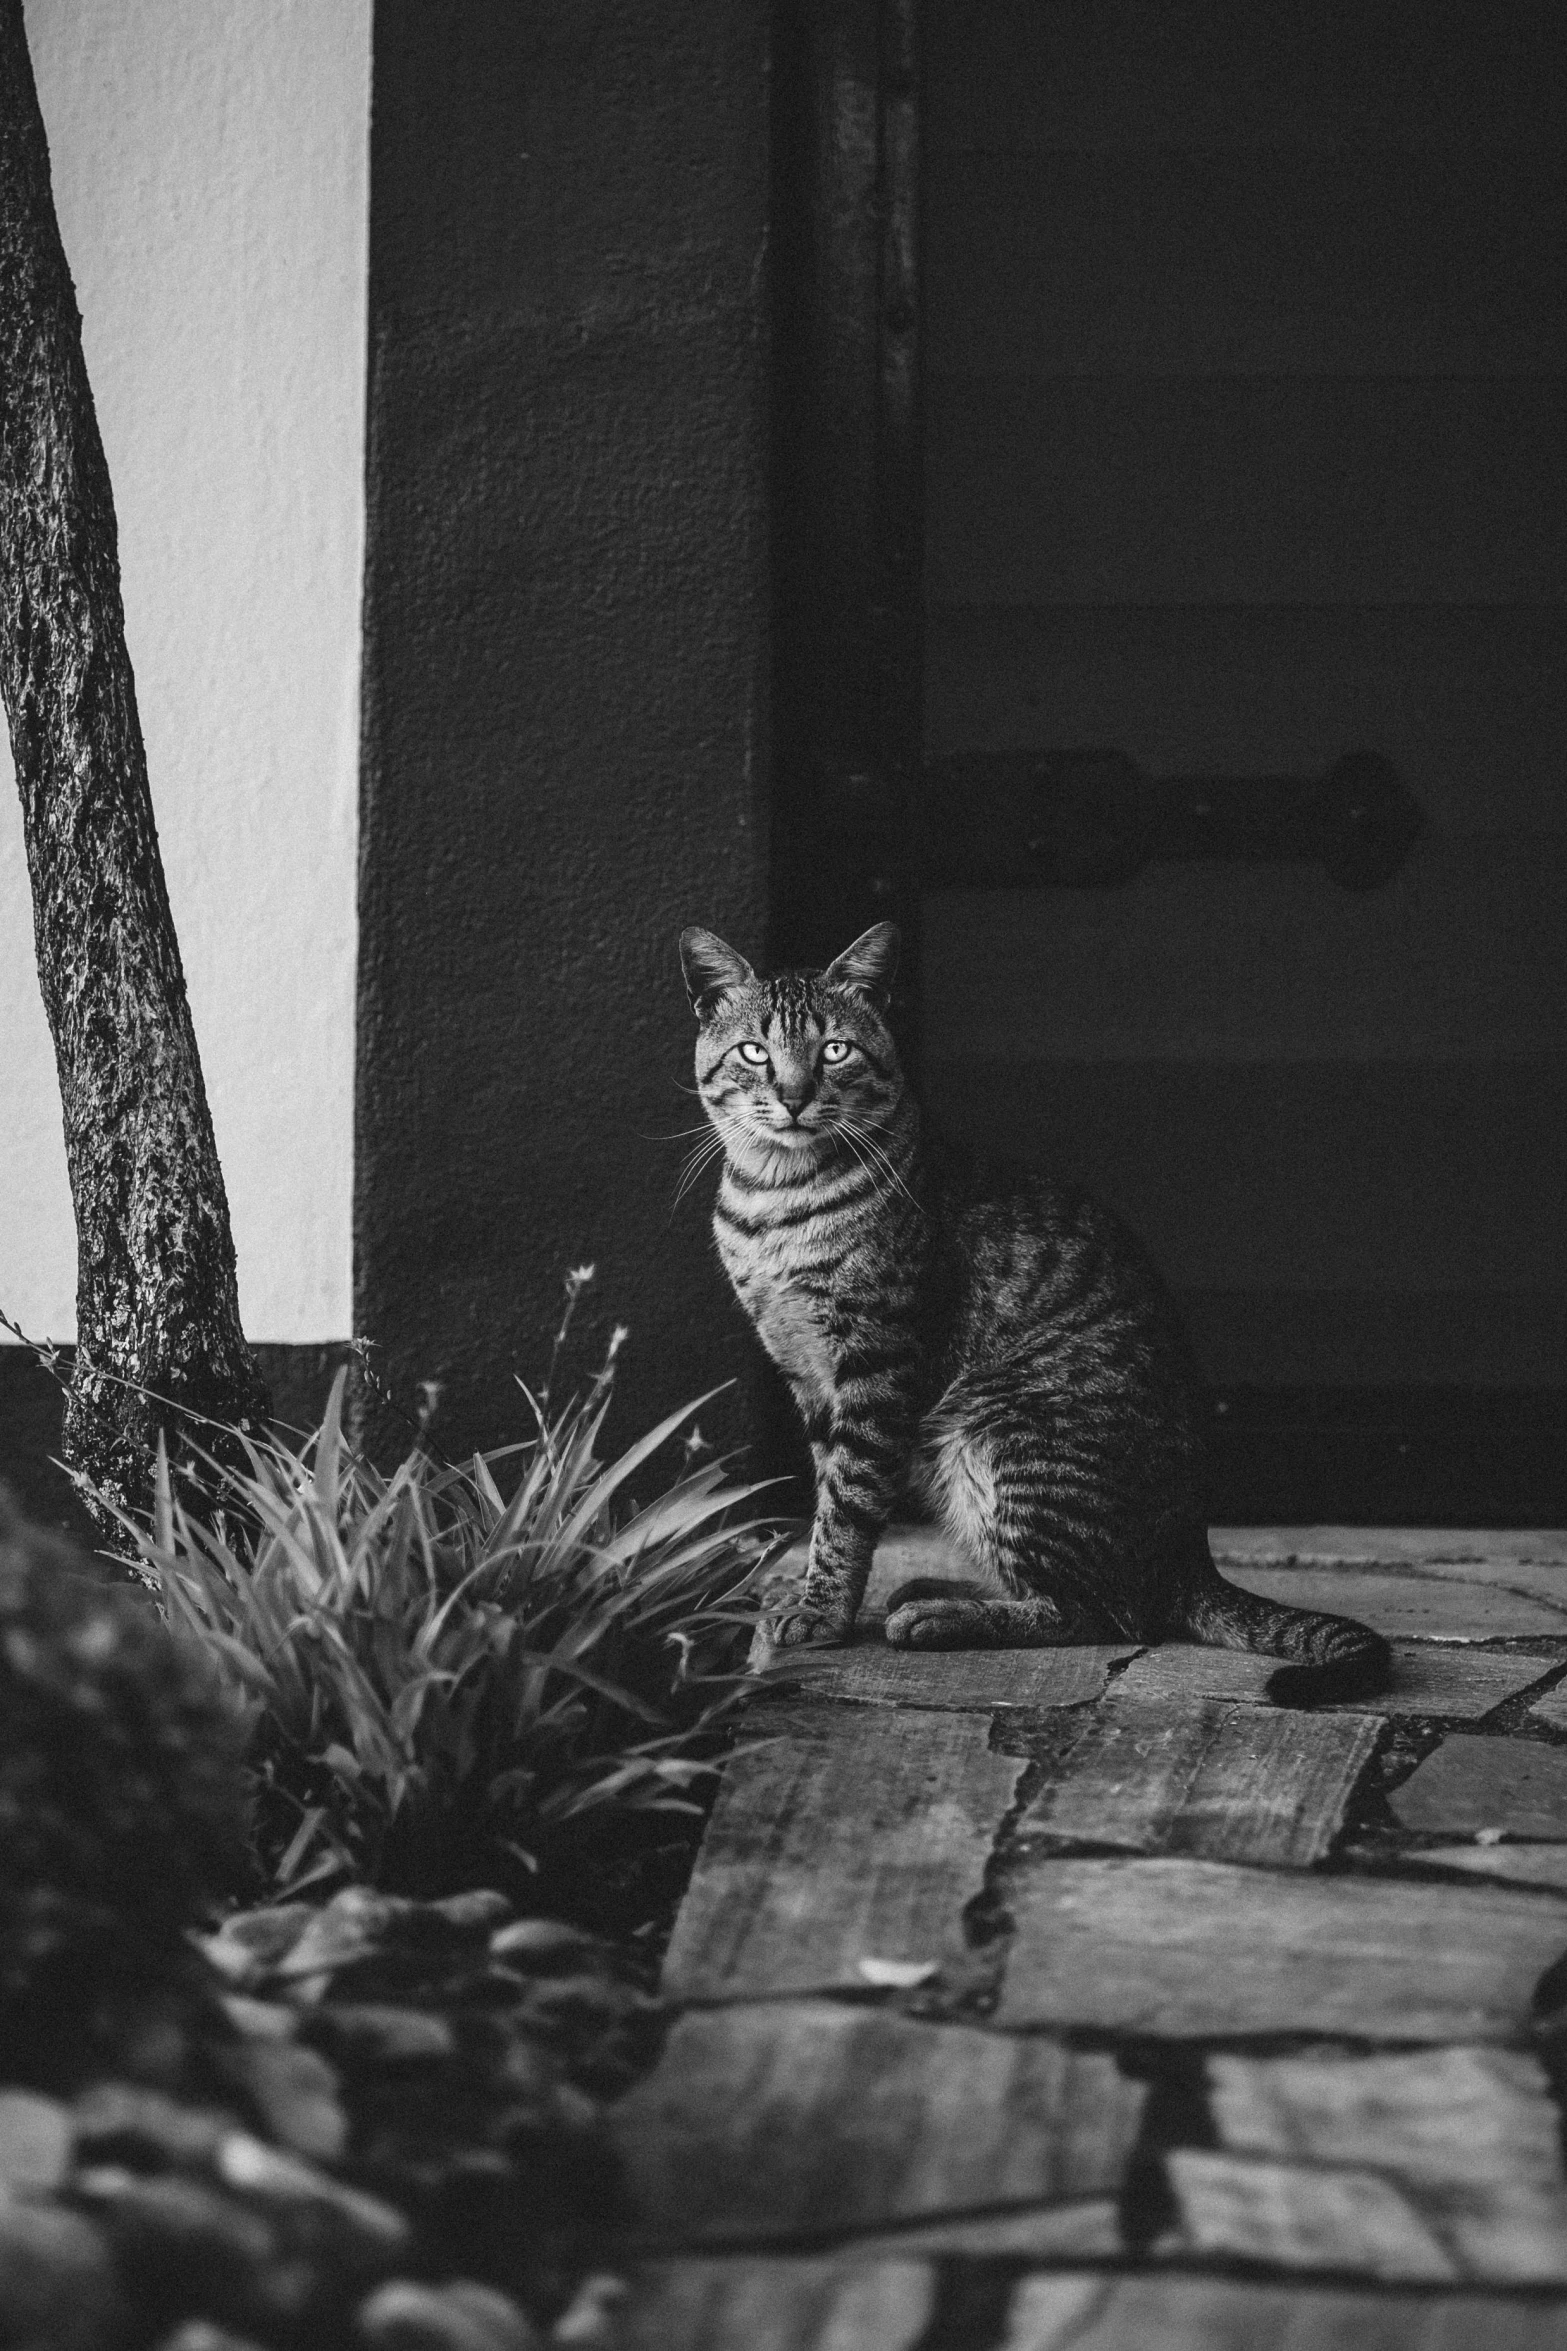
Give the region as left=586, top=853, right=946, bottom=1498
left=0, top=1, right=269, bottom=1526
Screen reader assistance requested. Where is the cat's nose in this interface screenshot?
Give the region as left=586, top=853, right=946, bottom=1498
left=777, top=1080, right=816, bottom=1122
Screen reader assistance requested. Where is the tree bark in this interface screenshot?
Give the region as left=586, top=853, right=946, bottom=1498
left=0, top=1, right=269, bottom=1525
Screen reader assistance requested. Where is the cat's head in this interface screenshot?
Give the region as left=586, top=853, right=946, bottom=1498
left=678, top=923, right=903, bottom=1167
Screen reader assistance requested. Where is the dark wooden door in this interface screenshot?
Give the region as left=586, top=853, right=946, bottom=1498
left=919, top=1, right=1567, bottom=1519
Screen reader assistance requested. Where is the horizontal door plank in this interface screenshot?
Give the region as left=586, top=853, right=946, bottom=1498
left=1186, top=1294, right=1567, bottom=1389
left=929, top=151, right=1567, bottom=380
left=928, top=379, right=1567, bottom=607
left=922, top=1059, right=1567, bottom=1295
left=661, top=1706, right=1022, bottom=2001
left=1022, top=1698, right=1377, bottom=1867
left=995, top=1858, right=1567, bottom=2038
left=927, top=0, right=1567, bottom=155
left=1389, top=1735, right=1567, bottom=1837
left=608, top=2001, right=1144, bottom=2245
left=923, top=841, right=1567, bottom=1066
left=925, top=602, right=1567, bottom=837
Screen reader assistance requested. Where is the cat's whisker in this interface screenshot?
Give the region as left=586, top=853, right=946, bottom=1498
left=671, top=1129, right=728, bottom=1211
left=674, top=1129, right=724, bottom=1181
left=835, top=1116, right=904, bottom=1215
left=837, top=1112, right=918, bottom=1209
left=859, top=1129, right=919, bottom=1208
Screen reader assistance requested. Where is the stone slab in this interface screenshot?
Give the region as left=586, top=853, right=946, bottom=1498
left=859, top=2199, right=1121, bottom=2261
left=1001, top=2274, right=1567, bottom=2351
left=1214, top=1531, right=1567, bottom=1624
left=1108, top=1640, right=1555, bottom=1721
left=1207, top=2045, right=1567, bottom=2283
left=1022, top=1698, right=1377, bottom=1868
left=1166, top=2147, right=1457, bottom=2280
left=1222, top=1565, right=1567, bottom=1641
left=1421, top=1843, right=1567, bottom=1894
left=1529, top=1677, right=1567, bottom=1730
left=613, top=2257, right=934, bottom=2351
left=1213, top=1529, right=1567, bottom=1572
left=662, top=1707, right=1022, bottom=2000
left=765, top=1640, right=1140, bottom=1714
left=1390, top=1736, right=1567, bottom=1839
left=608, top=2000, right=1144, bottom=2246
left=995, top=1858, right=1567, bottom=2041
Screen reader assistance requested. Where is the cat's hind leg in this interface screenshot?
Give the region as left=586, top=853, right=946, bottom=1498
left=885, top=1409, right=1121, bottom=1650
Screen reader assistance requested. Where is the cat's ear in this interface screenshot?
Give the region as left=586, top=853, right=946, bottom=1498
left=822, top=922, right=899, bottom=1009
left=679, top=926, right=755, bottom=1014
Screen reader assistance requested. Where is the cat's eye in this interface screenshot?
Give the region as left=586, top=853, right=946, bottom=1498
left=821, top=1040, right=854, bottom=1064
left=735, top=1040, right=770, bottom=1065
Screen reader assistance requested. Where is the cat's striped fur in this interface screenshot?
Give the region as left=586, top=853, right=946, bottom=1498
left=679, top=920, right=1390, bottom=1703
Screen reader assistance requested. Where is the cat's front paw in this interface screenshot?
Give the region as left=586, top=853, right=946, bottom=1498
left=754, top=1604, right=854, bottom=1656
left=885, top=1594, right=999, bottom=1650
left=884, top=1575, right=982, bottom=1612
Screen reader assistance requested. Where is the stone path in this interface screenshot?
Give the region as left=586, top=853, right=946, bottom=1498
left=593, top=1526, right=1567, bottom=2347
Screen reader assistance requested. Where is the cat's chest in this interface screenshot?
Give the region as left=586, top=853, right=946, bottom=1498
left=746, top=1273, right=837, bottom=1397
left=717, top=1220, right=838, bottom=1399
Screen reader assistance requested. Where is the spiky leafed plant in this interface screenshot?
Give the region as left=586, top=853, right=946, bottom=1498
left=114, top=1347, right=782, bottom=1908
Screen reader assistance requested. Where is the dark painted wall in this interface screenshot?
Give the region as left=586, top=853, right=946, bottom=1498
left=358, top=2, right=773, bottom=1459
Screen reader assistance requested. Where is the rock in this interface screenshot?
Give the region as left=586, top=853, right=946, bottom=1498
left=218, top=1995, right=297, bottom=2042
left=107, top=1996, right=200, bottom=2094
left=492, top=2046, right=567, bottom=2125
left=549, top=2275, right=629, bottom=2347
left=215, top=2131, right=410, bottom=2272
left=0, top=2197, right=125, bottom=2351
left=153, top=2325, right=274, bottom=2351
left=513, top=1977, right=653, bottom=2038
left=355, top=2277, right=538, bottom=2351
left=73, top=2082, right=237, bottom=2172
left=198, top=1907, right=316, bottom=1985
left=214, top=2041, right=348, bottom=2163
left=273, top=1891, right=414, bottom=1984
left=430, top=2150, right=516, bottom=2195
left=75, top=2167, right=297, bottom=2331
left=488, top=1921, right=601, bottom=1973
left=301, top=2005, right=457, bottom=2068
left=0, top=2089, right=72, bottom=2195
left=427, top=1893, right=514, bottom=1936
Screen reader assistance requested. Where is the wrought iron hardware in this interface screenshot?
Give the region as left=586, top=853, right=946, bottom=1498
left=921, top=749, right=1424, bottom=891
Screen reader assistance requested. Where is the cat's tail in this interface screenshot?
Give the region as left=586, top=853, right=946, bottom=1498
left=1171, top=1539, right=1392, bottom=1706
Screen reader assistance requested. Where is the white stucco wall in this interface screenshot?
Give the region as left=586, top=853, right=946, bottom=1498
left=0, top=0, right=369, bottom=1344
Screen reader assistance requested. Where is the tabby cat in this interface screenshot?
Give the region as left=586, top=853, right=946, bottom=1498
left=679, top=919, right=1389, bottom=1703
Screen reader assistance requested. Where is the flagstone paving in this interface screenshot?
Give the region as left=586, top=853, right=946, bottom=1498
left=595, top=1526, right=1567, bottom=2349
left=1390, top=1735, right=1567, bottom=1839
